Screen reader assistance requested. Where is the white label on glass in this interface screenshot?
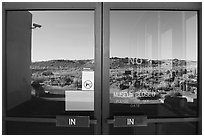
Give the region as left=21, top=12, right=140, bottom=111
left=82, top=71, right=94, bottom=91
left=65, top=90, right=94, bottom=111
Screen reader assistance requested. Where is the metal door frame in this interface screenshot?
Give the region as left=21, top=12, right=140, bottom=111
left=2, top=2, right=202, bottom=135
left=102, top=2, right=202, bottom=135
left=2, top=2, right=102, bottom=135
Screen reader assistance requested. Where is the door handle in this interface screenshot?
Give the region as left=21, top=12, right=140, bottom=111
left=56, top=116, right=97, bottom=127
left=107, top=116, right=147, bottom=127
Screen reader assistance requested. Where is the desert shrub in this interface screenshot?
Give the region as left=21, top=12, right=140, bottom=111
left=64, top=76, right=73, bottom=85
left=32, top=78, right=45, bottom=83
left=42, top=71, right=54, bottom=76
left=31, top=81, right=45, bottom=97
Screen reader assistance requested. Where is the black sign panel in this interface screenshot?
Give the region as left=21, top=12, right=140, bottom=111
left=113, top=116, right=147, bottom=127
left=56, top=116, right=90, bottom=127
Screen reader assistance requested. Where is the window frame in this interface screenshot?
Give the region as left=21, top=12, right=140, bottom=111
left=2, top=2, right=202, bottom=135
left=2, top=2, right=102, bottom=135
left=102, top=2, right=202, bottom=135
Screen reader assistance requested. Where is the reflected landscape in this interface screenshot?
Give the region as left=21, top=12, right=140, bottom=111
left=110, top=57, right=197, bottom=105
left=31, top=59, right=94, bottom=99
left=7, top=11, right=95, bottom=116
left=109, top=11, right=198, bottom=117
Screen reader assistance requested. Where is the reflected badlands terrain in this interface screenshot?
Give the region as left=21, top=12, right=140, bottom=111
left=31, top=59, right=94, bottom=100
left=31, top=57, right=197, bottom=105
left=110, top=57, right=197, bottom=105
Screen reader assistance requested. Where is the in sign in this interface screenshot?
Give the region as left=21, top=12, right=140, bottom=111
left=127, top=118, right=135, bottom=125
left=68, top=118, right=76, bottom=125
left=113, top=116, right=147, bottom=127
left=56, top=116, right=90, bottom=127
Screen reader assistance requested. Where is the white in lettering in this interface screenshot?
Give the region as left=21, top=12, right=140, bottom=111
left=68, top=118, right=76, bottom=125
left=127, top=118, right=134, bottom=125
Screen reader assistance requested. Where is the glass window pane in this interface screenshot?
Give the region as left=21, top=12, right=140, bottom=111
left=7, top=11, right=95, bottom=117
left=110, top=11, right=198, bottom=118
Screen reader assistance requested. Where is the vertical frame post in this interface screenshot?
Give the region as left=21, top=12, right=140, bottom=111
left=102, top=3, right=110, bottom=135
left=94, top=2, right=102, bottom=135
left=2, top=3, right=7, bottom=135
left=197, top=6, right=202, bottom=135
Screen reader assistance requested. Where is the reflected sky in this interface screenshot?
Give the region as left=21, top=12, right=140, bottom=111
left=110, top=11, right=197, bottom=61
left=31, top=11, right=197, bottom=62
left=31, top=11, right=94, bottom=62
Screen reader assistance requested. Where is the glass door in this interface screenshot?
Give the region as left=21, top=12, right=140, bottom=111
left=3, top=2, right=102, bottom=135
left=102, top=2, right=201, bottom=135
left=2, top=2, right=202, bottom=135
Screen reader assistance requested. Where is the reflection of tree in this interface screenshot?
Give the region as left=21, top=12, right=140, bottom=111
left=31, top=81, right=45, bottom=97
left=42, top=71, right=54, bottom=76
left=64, top=76, right=73, bottom=85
